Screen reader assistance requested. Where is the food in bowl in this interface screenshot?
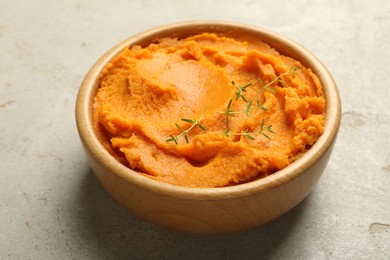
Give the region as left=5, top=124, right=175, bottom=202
left=76, top=21, right=341, bottom=233
left=92, top=32, right=326, bottom=188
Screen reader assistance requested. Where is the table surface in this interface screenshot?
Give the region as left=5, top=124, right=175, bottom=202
left=1, top=0, right=390, bottom=259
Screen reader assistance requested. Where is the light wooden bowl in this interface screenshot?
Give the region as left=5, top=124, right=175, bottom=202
left=76, top=21, right=341, bottom=234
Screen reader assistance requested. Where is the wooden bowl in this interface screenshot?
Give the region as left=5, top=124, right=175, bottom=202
left=75, top=21, right=341, bottom=234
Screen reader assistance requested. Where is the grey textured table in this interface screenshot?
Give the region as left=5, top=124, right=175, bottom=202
left=1, top=0, right=389, bottom=259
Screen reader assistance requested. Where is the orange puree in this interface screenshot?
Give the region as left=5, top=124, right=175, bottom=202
left=93, top=33, right=326, bottom=188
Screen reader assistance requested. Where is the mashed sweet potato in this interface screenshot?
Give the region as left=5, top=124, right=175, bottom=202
left=93, top=33, right=326, bottom=188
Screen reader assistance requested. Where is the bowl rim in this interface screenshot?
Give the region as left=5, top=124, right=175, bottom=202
left=76, top=20, right=341, bottom=200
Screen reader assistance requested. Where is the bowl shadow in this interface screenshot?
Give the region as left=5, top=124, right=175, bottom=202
left=75, top=168, right=311, bottom=259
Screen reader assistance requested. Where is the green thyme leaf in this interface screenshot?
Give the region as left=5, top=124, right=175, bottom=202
left=181, top=118, right=195, bottom=123
left=246, top=100, right=253, bottom=117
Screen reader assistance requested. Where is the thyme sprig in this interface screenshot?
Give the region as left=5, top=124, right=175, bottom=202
left=166, top=65, right=298, bottom=144
left=221, top=119, right=274, bottom=140
left=245, top=100, right=269, bottom=116
left=217, top=99, right=237, bottom=130
left=166, top=113, right=206, bottom=144
left=233, top=81, right=251, bottom=102
left=257, top=65, right=299, bottom=95
left=217, top=98, right=269, bottom=131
